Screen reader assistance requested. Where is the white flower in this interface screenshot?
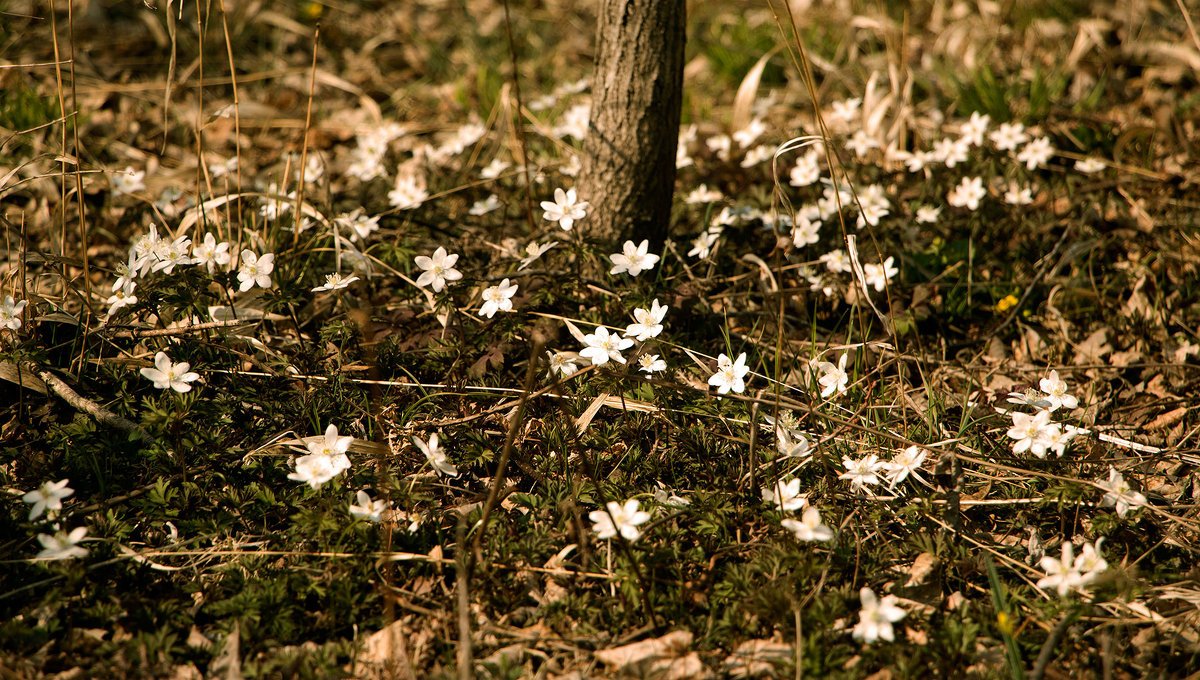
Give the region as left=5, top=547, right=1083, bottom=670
left=708, top=352, right=750, bottom=395
left=816, top=353, right=850, bottom=398
left=1007, top=410, right=1053, bottom=457
left=258, top=182, right=295, bottom=220
left=1017, top=136, right=1054, bottom=170
left=609, top=239, right=660, bottom=277
left=688, top=230, right=721, bottom=259
left=781, top=506, right=833, bottom=542
left=705, top=135, right=732, bottom=160
left=579, top=326, right=634, bottom=366
left=915, top=205, right=941, bottom=224
left=685, top=184, right=723, bottom=204
left=959, top=112, right=990, bottom=147
left=540, top=187, right=589, bottom=231
left=236, top=250, right=275, bottom=292
left=932, top=137, right=969, bottom=167
left=885, top=446, right=927, bottom=488
left=192, top=233, right=232, bottom=273
left=548, top=351, right=580, bottom=377
left=819, top=249, right=850, bottom=274
left=133, top=224, right=162, bottom=275
left=1075, top=157, right=1106, bottom=174
left=852, top=587, right=906, bottom=644
left=624, top=299, right=668, bottom=341
left=388, top=174, right=429, bottom=209
left=947, top=176, right=986, bottom=211
left=775, top=427, right=811, bottom=459
left=828, top=98, right=861, bottom=126
left=1098, top=468, right=1147, bottom=518
left=478, top=278, right=518, bottom=318
left=740, top=144, right=774, bottom=168
left=637, top=353, right=667, bottom=374
left=1006, top=387, right=1053, bottom=410
left=414, top=246, right=463, bottom=293
left=1073, top=539, right=1108, bottom=587
left=480, top=158, right=511, bottom=180
left=36, top=526, right=89, bottom=561
left=1039, top=370, right=1078, bottom=411
left=469, top=194, right=503, bottom=216
left=334, top=209, right=382, bottom=241
left=111, top=166, right=145, bottom=195
left=106, top=281, right=138, bottom=317
left=149, top=235, right=194, bottom=274
left=791, top=214, right=821, bottom=247
left=863, top=256, right=898, bottom=292
left=589, top=499, right=651, bottom=542
left=113, top=249, right=141, bottom=292
left=652, top=483, right=690, bottom=507
left=1042, top=424, right=1075, bottom=458
left=22, top=479, right=74, bottom=521
left=289, top=452, right=351, bottom=490
left=989, top=122, right=1028, bottom=151
left=762, top=478, right=807, bottom=511
left=312, top=272, right=360, bottom=293
left=349, top=490, right=389, bottom=523
left=140, top=351, right=200, bottom=393
left=733, top=118, right=767, bottom=147
left=519, top=241, right=557, bottom=270
left=789, top=150, right=821, bottom=187
left=0, top=295, right=27, bottom=330
left=552, top=103, right=590, bottom=140
left=846, top=130, right=881, bottom=158
left=1004, top=183, right=1034, bottom=205
left=675, top=143, right=694, bottom=169
left=414, top=433, right=458, bottom=477
left=1037, top=542, right=1082, bottom=597
left=839, top=454, right=884, bottom=493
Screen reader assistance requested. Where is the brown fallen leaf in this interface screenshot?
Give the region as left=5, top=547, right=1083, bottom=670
left=1148, top=407, right=1188, bottom=431
left=1074, top=328, right=1112, bottom=365
left=594, top=630, right=694, bottom=671
left=722, top=638, right=792, bottom=678
left=905, top=552, right=938, bottom=587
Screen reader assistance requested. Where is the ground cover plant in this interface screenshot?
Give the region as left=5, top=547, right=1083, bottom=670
left=3, top=0, right=1200, bottom=677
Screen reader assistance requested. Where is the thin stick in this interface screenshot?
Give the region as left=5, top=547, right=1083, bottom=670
left=108, top=319, right=255, bottom=338
left=23, top=360, right=150, bottom=440
left=455, top=517, right=474, bottom=680
left=500, top=0, right=538, bottom=235
left=294, top=27, right=320, bottom=251
left=470, top=335, right=545, bottom=566
left=1030, top=608, right=1082, bottom=680
left=217, top=0, right=244, bottom=241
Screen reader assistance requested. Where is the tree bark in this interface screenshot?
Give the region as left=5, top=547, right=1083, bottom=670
left=579, top=0, right=686, bottom=249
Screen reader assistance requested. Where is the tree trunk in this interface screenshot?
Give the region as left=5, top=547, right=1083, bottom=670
left=579, top=0, right=685, bottom=249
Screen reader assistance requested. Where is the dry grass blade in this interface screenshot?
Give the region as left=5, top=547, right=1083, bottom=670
left=731, top=48, right=779, bottom=133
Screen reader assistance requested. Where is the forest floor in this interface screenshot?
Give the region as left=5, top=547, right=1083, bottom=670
left=2, top=0, right=1200, bottom=677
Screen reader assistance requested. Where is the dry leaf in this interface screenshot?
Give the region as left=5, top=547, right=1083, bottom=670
left=594, top=630, right=693, bottom=671
left=0, top=360, right=49, bottom=395
left=1148, top=407, right=1187, bottom=431
left=731, top=50, right=778, bottom=134
left=354, top=619, right=418, bottom=680
left=905, top=552, right=938, bottom=587
left=722, top=638, right=792, bottom=678
left=1074, top=328, right=1112, bottom=365
left=210, top=622, right=242, bottom=680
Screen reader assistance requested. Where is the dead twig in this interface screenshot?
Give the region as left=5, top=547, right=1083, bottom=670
left=23, top=360, right=150, bottom=441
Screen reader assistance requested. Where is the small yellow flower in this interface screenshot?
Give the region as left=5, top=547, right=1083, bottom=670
left=994, top=294, right=1019, bottom=314
left=300, top=1, right=323, bottom=21
left=997, top=611, right=1014, bottom=635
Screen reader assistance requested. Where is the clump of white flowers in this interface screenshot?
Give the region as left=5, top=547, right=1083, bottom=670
left=1004, top=370, right=1082, bottom=459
